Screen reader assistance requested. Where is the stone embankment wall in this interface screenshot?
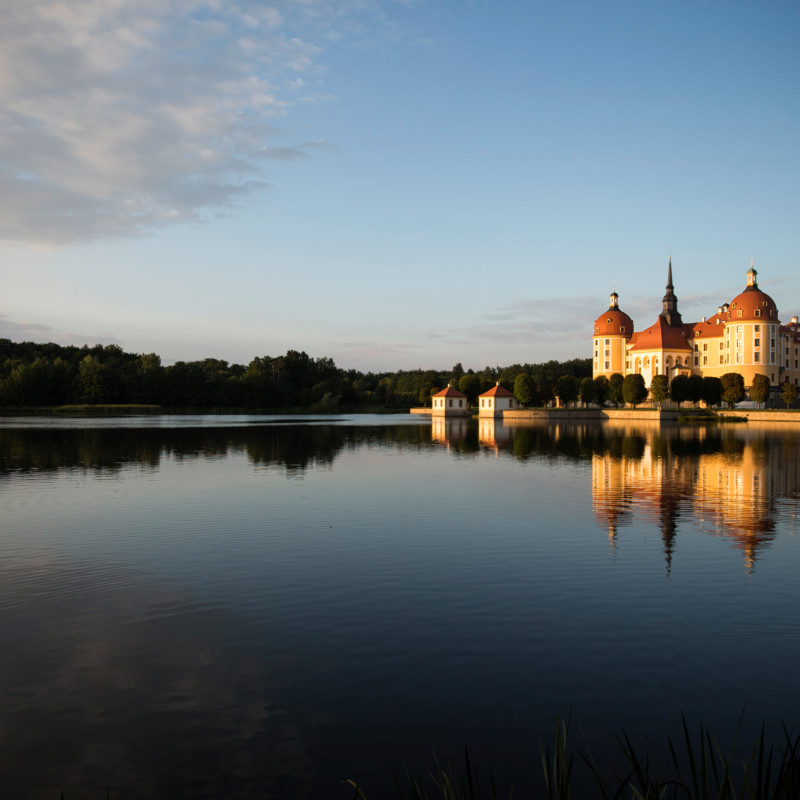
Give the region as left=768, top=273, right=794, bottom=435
left=410, top=406, right=800, bottom=423
left=716, top=409, right=800, bottom=423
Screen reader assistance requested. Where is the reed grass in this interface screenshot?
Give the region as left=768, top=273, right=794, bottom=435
left=351, top=716, right=800, bottom=800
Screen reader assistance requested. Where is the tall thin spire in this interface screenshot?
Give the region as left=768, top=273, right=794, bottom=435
left=660, top=256, right=683, bottom=327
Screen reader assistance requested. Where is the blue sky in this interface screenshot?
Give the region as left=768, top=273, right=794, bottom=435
left=2, top=0, right=798, bottom=371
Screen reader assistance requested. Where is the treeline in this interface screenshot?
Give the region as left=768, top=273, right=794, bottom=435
left=0, top=338, right=591, bottom=409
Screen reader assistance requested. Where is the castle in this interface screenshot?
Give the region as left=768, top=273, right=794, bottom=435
left=592, top=261, right=800, bottom=389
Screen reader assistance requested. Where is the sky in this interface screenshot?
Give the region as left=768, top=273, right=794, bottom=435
left=1, top=0, right=799, bottom=372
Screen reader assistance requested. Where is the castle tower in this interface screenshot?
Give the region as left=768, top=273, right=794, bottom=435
left=660, top=257, right=683, bottom=327
left=592, top=287, right=633, bottom=378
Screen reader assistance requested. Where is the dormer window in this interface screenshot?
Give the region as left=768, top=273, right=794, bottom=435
left=620, top=326, right=625, bottom=333
left=755, top=309, right=761, bottom=317
left=607, top=318, right=612, bottom=324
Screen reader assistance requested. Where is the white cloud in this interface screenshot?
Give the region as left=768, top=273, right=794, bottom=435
left=0, top=0, right=350, bottom=244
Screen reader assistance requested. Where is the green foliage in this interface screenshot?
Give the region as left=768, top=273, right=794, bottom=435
left=623, top=373, right=647, bottom=407
left=450, top=362, right=465, bottom=388
left=670, top=374, right=690, bottom=407
left=702, top=376, right=722, bottom=408
left=555, top=375, right=579, bottom=407
left=782, top=381, right=798, bottom=409
left=649, top=374, right=669, bottom=406
left=593, top=375, right=609, bottom=408
left=579, top=376, right=595, bottom=405
left=721, top=372, right=746, bottom=408
left=750, top=373, right=771, bottom=408
left=458, top=373, right=482, bottom=407
left=513, top=373, right=537, bottom=407
left=688, top=373, right=704, bottom=406
left=0, top=337, right=594, bottom=413
left=608, top=373, right=624, bottom=408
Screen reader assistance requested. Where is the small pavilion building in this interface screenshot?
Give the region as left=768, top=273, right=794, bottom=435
left=431, top=384, right=469, bottom=416
left=478, top=382, right=518, bottom=418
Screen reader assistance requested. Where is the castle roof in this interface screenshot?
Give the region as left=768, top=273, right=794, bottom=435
left=628, top=316, right=693, bottom=352
left=728, top=288, right=778, bottom=322
left=689, top=318, right=725, bottom=337
left=724, top=263, right=779, bottom=323
left=593, top=307, right=634, bottom=338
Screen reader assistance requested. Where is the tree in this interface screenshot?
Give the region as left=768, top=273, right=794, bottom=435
left=622, top=374, right=647, bottom=407
left=77, top=355, right=110, bottom=404
left=670, top=374, right=690, bottom=408
left=458, top=373, right=482, bottom=407
left=419, top=386, right=431, bottom=407
left=513, top=373, right=537, bottom=407
left=702, top=376, right=722, bottom=408
left=721, top=373, right=745, bottom=408
left=579, top=376, right=595, bottom=405
left=687, top=374, right=704, bottom=407
left=593, top=375, right=609, bottom=408
left=650, top=374, right=669, bottom=407
left=750, top=374, right=771, bottom=409
left=608, top=373, right=625, bottom=408
left=450, top=362, right=465, bottom=388
left=555, top=375, right=579, bottom=407
left=782, top=381, right=797, bottom=408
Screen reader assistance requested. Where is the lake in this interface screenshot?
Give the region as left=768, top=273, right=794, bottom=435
left=1, top=414, right=799, bottom=798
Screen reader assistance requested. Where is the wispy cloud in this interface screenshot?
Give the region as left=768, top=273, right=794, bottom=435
left=0, top=315, right=122, bottom=347
left=0, top=0, right=367, bottom=244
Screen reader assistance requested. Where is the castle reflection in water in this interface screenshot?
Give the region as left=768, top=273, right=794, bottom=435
left=433, top=416, right=800, bottom=572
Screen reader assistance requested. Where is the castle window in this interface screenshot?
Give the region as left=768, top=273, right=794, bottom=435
left=604, top=361, right=609, bottom=370
left=694, top=357, right=699, bottom=366
left=703, top=356, right=708, bottom=365
left=755, top=338, right=760, bottom=347
left=703, top=343, right=707, bottom=351
left=605, top=339, right=610, bottom=345
left=754, top=353, right=760, bottom=363
left=755, top=325, right=760, bottom=332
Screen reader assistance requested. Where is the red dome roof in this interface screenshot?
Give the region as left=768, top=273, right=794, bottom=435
left=593, top=308, right=633, bottom=338
left=728, top=286, right=778, bottom=323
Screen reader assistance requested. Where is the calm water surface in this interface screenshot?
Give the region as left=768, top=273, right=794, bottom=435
left=1, top=414, right=799, bottom=798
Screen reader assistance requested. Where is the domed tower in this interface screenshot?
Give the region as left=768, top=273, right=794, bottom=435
left=724, top=261, right=780, bottom=386
left=593, top=288, right=634, bottom=378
